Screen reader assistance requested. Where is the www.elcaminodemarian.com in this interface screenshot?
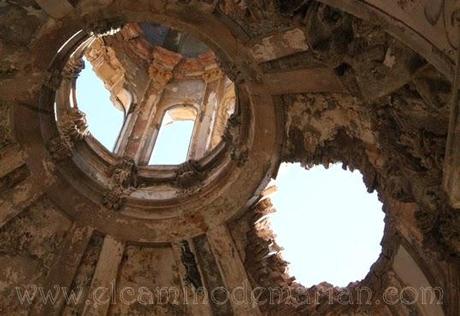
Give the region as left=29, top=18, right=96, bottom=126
left=14, top=282, right=443, bottom=308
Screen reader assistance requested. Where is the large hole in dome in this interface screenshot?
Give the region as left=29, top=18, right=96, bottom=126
left=269, top=162, right=385, bottom=288
left=71, top=22, right=235, bottom=165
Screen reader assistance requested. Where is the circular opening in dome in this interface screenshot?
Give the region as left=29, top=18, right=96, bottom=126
left=268, top=162, right=385, bottom=288
left=67, top=22, right=235, bottom=165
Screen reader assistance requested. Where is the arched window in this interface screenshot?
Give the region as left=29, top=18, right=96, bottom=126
left=76, top=57, right=125, bottom=151
left=148, top=106, right=197, bottom=165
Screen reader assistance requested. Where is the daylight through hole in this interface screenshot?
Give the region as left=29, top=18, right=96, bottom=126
left=269, top=163, right=385, bottom=288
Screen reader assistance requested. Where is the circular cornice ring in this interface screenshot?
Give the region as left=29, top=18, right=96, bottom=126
left=15, top=7, right=282, bottom=243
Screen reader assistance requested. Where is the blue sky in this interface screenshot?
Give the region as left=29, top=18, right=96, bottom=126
left=78, top=57, right=195, bottom=163
left=77, top=61, right=385, bottom=288
left=149, top=119, right=195, bottom=164
left=77, top=57, right=124, bottom=151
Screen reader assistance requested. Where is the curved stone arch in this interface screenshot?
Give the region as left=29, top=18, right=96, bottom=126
left=163, top=103, right=200, bottom=121
left=159, top=101, right=201, bottom=120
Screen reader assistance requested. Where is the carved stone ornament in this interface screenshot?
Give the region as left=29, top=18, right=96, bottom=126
left=102, top=186, right=125, bottom=211
left=62, top=57, right=85, bottom=79
left=175, top=160, right=205, bottom=189
left=149, top=64, right=174, bottom=91
left=149, top=47, right=182, bottom=91
left=222, top=113, right=241, bottom=144
left=59, top=107, right=90, bottom=143
left=103, top=157, right=138, bottom=210
left=231, top=145, right=249, bottom=167
left=47, top=108, right=88, bottom=162
left=110, top=157, right=138, bottom=189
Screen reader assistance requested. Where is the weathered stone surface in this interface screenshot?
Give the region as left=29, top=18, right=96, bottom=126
left=82, top=236, right=124, bottom=316
left=110, top=244, right=186, bottom=315
left=0, top=1, right=458, bottom=315
left=0, top=197, right=72, bottom=314
left=62, top=233, right=104, bottom=315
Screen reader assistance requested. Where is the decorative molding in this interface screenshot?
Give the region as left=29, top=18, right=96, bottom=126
left=148, top=65, right=174, bottom=91
left=110, top=157, right=138, bottom=188
left=103, top=157, right=138, bottom=210
left=230, top=145, right=248, bottom=167
left=102, top=186, right=125, bottom=211
left=149, top=47, right=182, bottom=91
left=222, top=113, right=240, bottom=144
left=59, top=107, right=89, bottom=143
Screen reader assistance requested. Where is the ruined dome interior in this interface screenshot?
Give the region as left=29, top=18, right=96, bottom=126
left=0, top=0, right=459, bottom=315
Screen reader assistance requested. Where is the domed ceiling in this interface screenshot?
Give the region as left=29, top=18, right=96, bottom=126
left=0, top=1, right=458, bottom=315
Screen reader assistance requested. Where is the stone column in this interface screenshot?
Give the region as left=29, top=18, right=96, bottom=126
left=189, top=68, right=224, bottom=159
left=209, top=79, right=235, bottom=149
left=207, top=225, right=262, bottom=316
left=30, top=224, right=94, bottom=316
left=121, top=47, right=182, bottom=164
left=82, top=236, right=125, bottom=316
